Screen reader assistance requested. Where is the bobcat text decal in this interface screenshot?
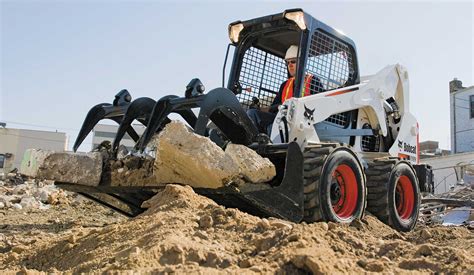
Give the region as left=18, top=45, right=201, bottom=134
left=397, top=139, right=417, bottom=154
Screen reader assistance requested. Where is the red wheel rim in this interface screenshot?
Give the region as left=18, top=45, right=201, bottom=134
left=395, top=175, right=415, bottom=220
left=330, top=164, right=358, bottom=219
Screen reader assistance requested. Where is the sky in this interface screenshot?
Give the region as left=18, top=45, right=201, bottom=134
left=1, top=0, right=473, bottom=152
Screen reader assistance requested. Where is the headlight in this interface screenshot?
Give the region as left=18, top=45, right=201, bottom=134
left=284, top=11, right=306, bottom=30
left=228, top=23, right=244, bottom=43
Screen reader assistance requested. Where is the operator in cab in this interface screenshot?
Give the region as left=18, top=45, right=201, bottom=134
left=247, top=45, right=324, bottom=134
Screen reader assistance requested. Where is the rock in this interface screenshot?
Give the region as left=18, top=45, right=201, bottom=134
left=328, top=222, right=337, bottom=231
left=68, top=235, right=77, bottom=244
left=194, top=231, right=209, bottom=240
left=153, top=121, right=275, bottom=188
left=199, top=215, right=214, bottom=229
left=12, top=184, right=30, bottom=195
left=257, top=219, right=271, bottom=230
left=287, top=234, right=299, bottom=242
left=269, top=219, right=293, bottom=230
left=239, top=258, right=253, bottom=268
left=319, top=222, right=329, bottom=232
left=12, top=203, right=23, bottom=210
left=37, top=189, right=51, bottom=203
left=224, top=144, right=276, bottom=183
left=420, top=229, right=432, bottom=239
left=292, top=255, right=331, bottom=274
left=357, top=259, right=368, bottom=268
left=416, top=244, right=435, bottom=256
left=0, top=202, right=4, bottom=208
left=365, top=260, right=384, bottom=272
left=116, top=145, right=128, bottom=159
left=20, top=196, right=40, bottom=209
left=350, top=219, right=365, bottom=230
left=305, top=256, right=330, bottom=274
left=48, top=190, right=69, bottom=205
left=20, top=149, right=103, bottom=186
left=0, top=195, right=11, bottom=204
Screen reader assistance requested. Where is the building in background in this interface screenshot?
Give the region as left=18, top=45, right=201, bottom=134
left=419, top=140, right=450, bottom=159
left=422, top=152, right=474, bottom=194
left=0, top=125, right=66, bottom=173
left=92, top=124, right=146, bottom=151
left=450, top=78, right=474, bottom=154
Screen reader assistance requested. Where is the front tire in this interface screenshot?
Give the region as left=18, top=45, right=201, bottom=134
left=303, top=145, right=366, bottom=223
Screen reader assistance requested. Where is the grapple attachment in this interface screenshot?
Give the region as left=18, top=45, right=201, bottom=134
left=68, top=84, right=304, bottom=222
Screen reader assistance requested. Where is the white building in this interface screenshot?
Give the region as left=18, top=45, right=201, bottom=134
left=450, top=78, right=474, bottom=154
left=423, top=152, right=474, bottom=194
left=0, top=126, right=66, bottom=173
left=92, top=124, right=146, bottom=151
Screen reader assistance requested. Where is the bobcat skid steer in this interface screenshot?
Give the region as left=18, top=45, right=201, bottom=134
left=59, top=9, right=433, bottom=232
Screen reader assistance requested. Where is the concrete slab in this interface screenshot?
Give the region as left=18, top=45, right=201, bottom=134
left=20, top=149, right=103, bottom=186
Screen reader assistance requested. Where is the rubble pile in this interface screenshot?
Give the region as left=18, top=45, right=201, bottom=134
left=419, top=185, right=474, bottom=227
left=0, top=173, right=72, bottom=211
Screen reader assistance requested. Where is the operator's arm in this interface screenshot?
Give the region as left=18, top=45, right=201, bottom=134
left=268, top=81, right=286, bottom=113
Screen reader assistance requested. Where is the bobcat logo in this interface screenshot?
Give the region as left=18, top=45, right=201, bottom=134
left=304, top=104, right=315, bottom=125
left=398, top=140, right=403, bottom=148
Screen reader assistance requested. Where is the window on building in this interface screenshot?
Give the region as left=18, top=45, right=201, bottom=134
left=470, top=95, right=474, bottom=119
left=0, top=154, right=5, bottom=168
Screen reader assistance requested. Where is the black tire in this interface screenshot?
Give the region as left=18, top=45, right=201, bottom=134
left=303, top=144, right=366, bottom=223
left=366, top=159, right=421, bottom=232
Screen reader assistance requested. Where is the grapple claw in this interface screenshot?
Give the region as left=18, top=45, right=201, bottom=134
left=112, top=97, right=157, bottom=153
left=137, top=95, right=198, bottom=151
left=73, top=90, right=133, bottom=152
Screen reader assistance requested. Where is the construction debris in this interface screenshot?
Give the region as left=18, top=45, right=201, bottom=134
left=419, top=185, right=473, bottom=226
left=0, top=173, right=73, bottom=210
left=20, top=149, right=103, bottom=186
left=153, top=121, right=275, bottom=188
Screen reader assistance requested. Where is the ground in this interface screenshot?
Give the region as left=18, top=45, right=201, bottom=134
left=0, top=184, right=472, bottom=274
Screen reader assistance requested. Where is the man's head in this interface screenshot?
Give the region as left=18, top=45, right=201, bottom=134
left=285, top=45, right=298, bottom=77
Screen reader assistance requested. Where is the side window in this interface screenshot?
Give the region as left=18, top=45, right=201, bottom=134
left=236, top=47, right=288, bottom=109
left=305, top=30, right=355, bottom=91
left=470, top=95, right=474, bottom=119
left=0, top=154, right=4, bottom=169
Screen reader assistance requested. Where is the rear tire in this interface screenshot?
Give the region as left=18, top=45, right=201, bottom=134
left=366, top=159, right=421, bottom=232
left=303, top=145, right=366, bottom=223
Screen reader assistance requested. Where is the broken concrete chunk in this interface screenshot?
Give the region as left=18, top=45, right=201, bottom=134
left=224, top=144, right=276, bottom=183
left=20, top=149, right=102, bottom=186
left=153, top=121, right=276, bottom=188
left=153, top=122, right=236, bottom=188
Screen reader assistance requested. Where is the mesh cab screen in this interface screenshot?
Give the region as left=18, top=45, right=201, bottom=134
left=305, top=30, right=356, bottom=127
left=236, top=47, right=288, bottom=109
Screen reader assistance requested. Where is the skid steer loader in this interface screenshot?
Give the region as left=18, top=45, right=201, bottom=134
left=59, top=9, right=433, bottom=232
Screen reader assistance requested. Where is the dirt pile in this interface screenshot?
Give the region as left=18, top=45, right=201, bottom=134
left=1, top=184, right=472, bottom=273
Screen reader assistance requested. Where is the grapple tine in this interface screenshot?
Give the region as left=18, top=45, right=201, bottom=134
left=112, top=97, right=156, bottom=152
left=74, top=90, right=133, bottom=152
left=137, top=98, right=172, bottom=151
left=73, top=103, right=112, bottom=152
